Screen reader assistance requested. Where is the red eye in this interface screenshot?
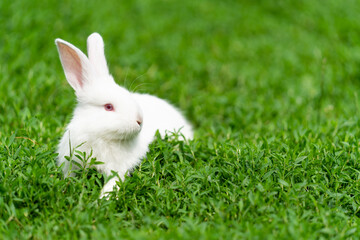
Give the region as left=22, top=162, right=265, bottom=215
left=104, top=103, right=114, bottom=111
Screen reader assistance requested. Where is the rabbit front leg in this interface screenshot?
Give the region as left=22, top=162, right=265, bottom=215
left=99, top=170, right=133, bottom=198
left=100, top=175, right=122, bottom=198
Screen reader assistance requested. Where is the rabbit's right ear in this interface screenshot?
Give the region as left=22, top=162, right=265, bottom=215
left=55, top=38, right=91, bottom=92
left=87, top=33, right=110, bottom=76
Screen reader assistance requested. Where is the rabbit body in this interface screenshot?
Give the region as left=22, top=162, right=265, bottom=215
left=55, top=33, right=193, bottom=196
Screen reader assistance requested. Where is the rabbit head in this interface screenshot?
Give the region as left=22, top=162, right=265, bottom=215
left=55, top=33, right=143, bottom=141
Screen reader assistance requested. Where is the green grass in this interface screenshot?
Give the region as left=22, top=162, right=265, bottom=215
left=1, top=0, right=360, bottom=239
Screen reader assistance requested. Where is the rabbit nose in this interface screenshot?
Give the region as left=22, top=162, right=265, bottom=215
left=136, top=115, right=143, bottom=126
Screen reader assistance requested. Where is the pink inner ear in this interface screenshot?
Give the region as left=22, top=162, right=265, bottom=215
left=58, top=43, right=83, bottom=88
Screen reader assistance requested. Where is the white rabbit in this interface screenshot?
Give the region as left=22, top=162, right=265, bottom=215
left=55, top=33, right=193, bottom=197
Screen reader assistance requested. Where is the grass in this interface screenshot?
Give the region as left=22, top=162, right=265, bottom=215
left=1, top=0, right=360, bottom=239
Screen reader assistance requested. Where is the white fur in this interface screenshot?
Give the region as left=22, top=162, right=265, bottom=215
left=55, top=33, right=193, bottom=197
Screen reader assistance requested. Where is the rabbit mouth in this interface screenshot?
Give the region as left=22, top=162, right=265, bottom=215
left=112, top=127, right=141, bottom=141
left=98, top=125, right=141, bottom=142
left=121, top=131, right=140, bottom=140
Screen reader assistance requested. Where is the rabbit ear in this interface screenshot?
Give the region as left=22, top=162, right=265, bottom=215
left=55, top=38, right=92, bottom=92
left=87, top=33, right=110, bottom=76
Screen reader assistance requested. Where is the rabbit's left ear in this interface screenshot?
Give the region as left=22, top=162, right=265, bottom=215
left=87, top=33, right=110, bottom=76
left=55, top=38, right=92, bottom=92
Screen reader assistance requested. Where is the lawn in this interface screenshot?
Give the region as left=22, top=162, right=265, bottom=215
left=1, top=0, right=360, bottom=239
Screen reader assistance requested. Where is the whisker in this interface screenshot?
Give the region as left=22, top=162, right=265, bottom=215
left=132, top=82, right=152, bottom=92
left=123, top=67, right=130, bottom=89
left=129, top=72, right=146, bottom=91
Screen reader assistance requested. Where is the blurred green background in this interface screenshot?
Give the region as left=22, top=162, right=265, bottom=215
left=1, top=0, right=360, bottom=239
